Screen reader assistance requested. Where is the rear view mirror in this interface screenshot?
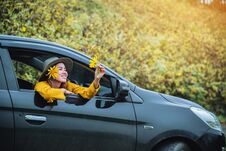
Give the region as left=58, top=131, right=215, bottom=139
left=115, top=79, right=130, bottom=101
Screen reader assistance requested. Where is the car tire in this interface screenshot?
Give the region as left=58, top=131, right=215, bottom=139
left=154, top=141, right=191, bottom=151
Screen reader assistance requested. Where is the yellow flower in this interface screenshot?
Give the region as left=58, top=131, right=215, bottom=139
left=89, top=56, right=97, bottom=68
left=47, top=66, right=58, bottom=79
left=21, top=27, right=27, bottom=32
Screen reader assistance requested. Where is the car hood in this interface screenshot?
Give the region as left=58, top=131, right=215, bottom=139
left=134, top=86, right=204, bottom=109
left=160, top=93, right=204, bottom=109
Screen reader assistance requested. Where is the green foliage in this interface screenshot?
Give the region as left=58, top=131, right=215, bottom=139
left=12, top=60, right=41, bottom=84
left=0, top=0, right=225, bottom=121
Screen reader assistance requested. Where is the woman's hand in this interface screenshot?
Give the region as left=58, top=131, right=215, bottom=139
left=94, top=64, right=105, bottom=88
left=61, top=88, right=73, bottom=95
left=95, top=64, right=105, bottom=80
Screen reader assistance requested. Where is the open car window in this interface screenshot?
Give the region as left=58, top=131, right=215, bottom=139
left=8, top=48, right=114, bottom=98
left=70, top=61, right=114, bottom=98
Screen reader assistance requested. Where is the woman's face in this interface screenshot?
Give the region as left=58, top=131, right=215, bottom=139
left=55, top=63, right=68, bottom=83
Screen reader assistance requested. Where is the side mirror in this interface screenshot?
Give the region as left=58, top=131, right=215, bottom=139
left=115, top=79, right=130, bottom=101
left=65, top=94, right=88, bottom=106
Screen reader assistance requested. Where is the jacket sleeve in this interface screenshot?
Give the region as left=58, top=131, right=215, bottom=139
left=66, top=81, right=99, bottom=99
left=34, top=81, right=65, bottom=103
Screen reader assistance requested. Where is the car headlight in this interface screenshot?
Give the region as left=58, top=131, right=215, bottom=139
left=190, top=107, right=222, bottom=132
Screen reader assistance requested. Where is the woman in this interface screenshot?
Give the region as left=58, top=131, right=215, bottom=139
left=34, top=57, right=105, bottom=103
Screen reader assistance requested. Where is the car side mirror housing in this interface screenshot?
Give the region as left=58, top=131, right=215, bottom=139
left=115, top=79, right=130, bottom=101
left=65, top=94, right=88, bottom=106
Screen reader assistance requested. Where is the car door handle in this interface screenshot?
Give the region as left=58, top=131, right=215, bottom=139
left=25, top=115, right=47, bottom=122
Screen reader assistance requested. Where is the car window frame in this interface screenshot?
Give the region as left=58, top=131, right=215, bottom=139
left=0, top=47, right=18, bottom=90
left=0, top=56, right=7, bottom=90
left=2, top=40, right=128, bottom=101
left=8, top=48, right=56, bottom=91
left=6, top=46, right=117, bottom=99
left=1, top=39, right=136, bottom=91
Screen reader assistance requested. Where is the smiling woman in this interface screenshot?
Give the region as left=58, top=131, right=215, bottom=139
left=34, top=57, right=106, bottom=103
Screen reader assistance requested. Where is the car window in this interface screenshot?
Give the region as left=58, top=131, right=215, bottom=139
left=70, top=62, right=113, bottom=97
left=12, top=60, right=41, bottom=89
left=8, top=48, right=114, bottom=97
left=8, top=48, right=54, bottom=90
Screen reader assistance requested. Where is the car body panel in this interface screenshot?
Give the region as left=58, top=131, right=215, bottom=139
left=10, top=90, right=136, bottom=151
left=160, top=93, right=204, bottom=109
left=133, top=87, right=210, bottom=150
left=0, top=48, right=14, bottom=151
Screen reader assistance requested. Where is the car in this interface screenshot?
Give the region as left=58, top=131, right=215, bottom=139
left=0, top=35, right=225, bottom=151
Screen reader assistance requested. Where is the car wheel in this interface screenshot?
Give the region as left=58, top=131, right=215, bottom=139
left=154, top=141, right=191, bottom=151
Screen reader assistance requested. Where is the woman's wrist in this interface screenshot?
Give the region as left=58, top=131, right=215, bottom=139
left=61, top=88, right=66, bottom=93
left=93, top=78, right=100, bottom=89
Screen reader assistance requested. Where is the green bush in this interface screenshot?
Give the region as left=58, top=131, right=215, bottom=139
left=0, top=0, right=225, bottom=122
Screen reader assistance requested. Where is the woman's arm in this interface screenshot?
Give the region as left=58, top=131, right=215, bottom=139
left=93, top=64, right=105, bottom=89
left=34, top=81, right=66, bottom=103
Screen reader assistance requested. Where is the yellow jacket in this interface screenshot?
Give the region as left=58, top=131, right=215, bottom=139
left=34, top=81, right=99, bottom=103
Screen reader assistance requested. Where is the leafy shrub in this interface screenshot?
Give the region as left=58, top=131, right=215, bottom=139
left=0, top=0, right=225, bottom=121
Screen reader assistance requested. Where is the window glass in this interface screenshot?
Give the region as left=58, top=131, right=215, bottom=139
left=12, top=60, right=41, bottom=89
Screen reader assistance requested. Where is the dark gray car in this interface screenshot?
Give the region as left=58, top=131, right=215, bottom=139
left=0, top=35, right=225, bottom=151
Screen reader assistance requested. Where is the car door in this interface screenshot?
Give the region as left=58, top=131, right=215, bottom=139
left=0, top=48, right=14, bottom=151
left=5, top=46, right=136, bottom=151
